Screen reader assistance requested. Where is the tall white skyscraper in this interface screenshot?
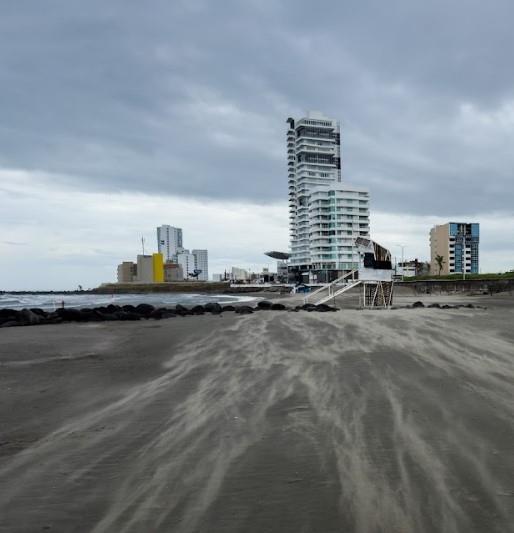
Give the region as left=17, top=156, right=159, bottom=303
left=287, top=112, right=370, bottom=280
left=192, top=249, right=209, bottom=281
left=287, top=112, right=341, bottom=269
left=157, top=225, right=183, bottom=262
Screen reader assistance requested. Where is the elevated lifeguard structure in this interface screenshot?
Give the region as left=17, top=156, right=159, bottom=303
left=304, top=237, right=394, bottom=308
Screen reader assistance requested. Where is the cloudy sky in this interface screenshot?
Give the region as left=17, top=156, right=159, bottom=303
left=1, top=0, right=513, bottom=289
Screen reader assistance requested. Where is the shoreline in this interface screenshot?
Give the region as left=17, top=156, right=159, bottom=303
left=2, top=275, right=514, bottom=296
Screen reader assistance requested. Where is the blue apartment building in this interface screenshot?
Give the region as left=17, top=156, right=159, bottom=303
left=430, top=222, right=479, bottom=275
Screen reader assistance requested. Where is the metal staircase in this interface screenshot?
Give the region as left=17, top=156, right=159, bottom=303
left=304, top=270, right=362, bottom=305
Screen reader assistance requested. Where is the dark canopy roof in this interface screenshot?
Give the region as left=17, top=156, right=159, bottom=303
left=264, top=251, right=290, bottom=260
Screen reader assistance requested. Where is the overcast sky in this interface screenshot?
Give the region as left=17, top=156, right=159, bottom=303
left=1, top=0, right=513, bottom=289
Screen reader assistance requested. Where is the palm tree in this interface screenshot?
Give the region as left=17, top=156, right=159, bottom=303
left=435, top=255, right=445, bottom=276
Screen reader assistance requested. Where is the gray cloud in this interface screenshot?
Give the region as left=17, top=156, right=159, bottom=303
left=1, top=0, right=514, bottom=215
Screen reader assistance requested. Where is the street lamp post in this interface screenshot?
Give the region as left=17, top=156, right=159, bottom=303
left=395, top=244, right=406, bottom=281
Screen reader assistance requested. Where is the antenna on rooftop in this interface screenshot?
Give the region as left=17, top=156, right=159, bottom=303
left=141, top=235, right=146, bottom=255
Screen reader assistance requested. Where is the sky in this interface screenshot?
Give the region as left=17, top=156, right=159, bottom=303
left=1, top=0, right=513, bottom=289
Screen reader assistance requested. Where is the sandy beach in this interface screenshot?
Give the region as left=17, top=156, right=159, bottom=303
left=0, top=292, right=513, bottom=532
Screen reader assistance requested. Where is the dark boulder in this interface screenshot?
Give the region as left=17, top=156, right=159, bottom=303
left=222, top=305, right=236, bottom=312
left=257, top=301, right=273, bottom=310
left=427, top=303, right=441, bottom=308
left=301, top=303, right=317, bottom=312
left=149, top=307, right=175, bottom=319
left=175, top=304, right=191, bottom=316
left=191, top=305, right=205, bottom=315
left=205, top=302, right=223, bottom=314
left=96, top=312, right=118, bottom=321
left=29, top=308, right=47, bottom=317
left=0, top=308, right=18, bottom=319
left=412, top=301, right=425, bottom=308
left=45, top=313, right=63, bottom=324
left=315, top=304, right=338, bottom=312
left=0, top=320, right=21, bottom=328
left=75, top=309, right=100, bottom=322
left=118, top=311, right=141, bottom=321
left=0, top=310, right=20, bottom=325
left=135, top=303, right=155, bottom=317
left=235, top=306, right=254, bottom=315
left=106, top=304, right=122, bottom=314
left=150, top=308, right=164, bottom=319
left=56, top=308, right=83, bottom=321
left=122, top=304, right=138, bottom=313
left=270, top=303, right=287, bottom=311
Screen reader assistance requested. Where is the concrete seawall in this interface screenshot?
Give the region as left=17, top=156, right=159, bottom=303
left=398, top=278, right=514, bottom=295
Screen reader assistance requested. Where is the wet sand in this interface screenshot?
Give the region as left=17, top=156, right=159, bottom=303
left=0, top=293, right=513, bottom=532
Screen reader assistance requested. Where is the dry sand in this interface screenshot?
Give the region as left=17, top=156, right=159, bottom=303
left=0, top=292, right=513, bottom=532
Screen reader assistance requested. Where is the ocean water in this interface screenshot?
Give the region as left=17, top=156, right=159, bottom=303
left=0, top=293, right=258, bottom=311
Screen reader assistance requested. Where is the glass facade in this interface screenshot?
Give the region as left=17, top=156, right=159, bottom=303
left=449, top=222, right=479, bottom=274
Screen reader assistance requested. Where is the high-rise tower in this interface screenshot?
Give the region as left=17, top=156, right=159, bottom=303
left=287, top=111, right=342, bottom=269
left=287, top=112, right=370, bottom=282
left=157, top=225, right=183, bottom=262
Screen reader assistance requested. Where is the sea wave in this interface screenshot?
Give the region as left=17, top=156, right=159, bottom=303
left=0, top=293, right=258, bottom=310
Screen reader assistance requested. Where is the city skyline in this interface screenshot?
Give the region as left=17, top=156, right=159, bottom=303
left=1, top=1, right=514, bottom=289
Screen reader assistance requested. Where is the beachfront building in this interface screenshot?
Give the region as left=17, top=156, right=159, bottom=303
left=192, top=249, right=209, bottom=281
left=395, top=261, right=419, bottom=277
left=117, top=261, right=137, bottom=283
left=136, top=253, right=164, bottom=283
left=396, top=259, right=430, bottom=277
left=164, top=262, right=183, bottom=282
left=136, top=255, right=153, bottom=283
left=287, top=111, right=342, bottom=270
left=430, top=222, right=480, bottom=275
left=177, top=251, right=196, bottom=280
left=157, top=225, right=183, bottom=262
left=307, top=185, right=370, bottom=281
left=231, top=267, right=250, bottom=282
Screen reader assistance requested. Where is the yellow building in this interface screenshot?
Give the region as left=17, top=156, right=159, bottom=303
left=152, top=253, right=164, bottom=282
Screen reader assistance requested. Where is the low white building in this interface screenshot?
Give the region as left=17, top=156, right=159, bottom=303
left=231, top=267, right=249, bottom=281
left=396, top=262, right=417, bottom=277
left=192, top=249, right=208, bottom=281
left=136, top=255, right=154, bottom=283
left=307, top=185, right=370, bottom=280
left=177, top=251, right=196, bottom=280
